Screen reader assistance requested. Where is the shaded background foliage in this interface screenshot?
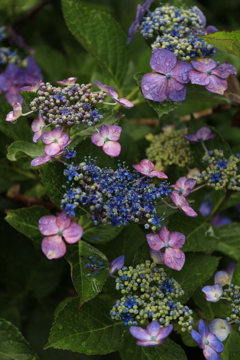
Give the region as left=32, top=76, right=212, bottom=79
left=1, top=0, right=240, bottom=359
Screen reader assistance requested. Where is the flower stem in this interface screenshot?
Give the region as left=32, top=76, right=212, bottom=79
left=161, top=198, right=177, bottom=209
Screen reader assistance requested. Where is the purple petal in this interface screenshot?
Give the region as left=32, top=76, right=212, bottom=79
left=168, top=231, right=185, bottom=248
left=191, top=58, right=217, bottom=72
left=146, top=320, right=161, bottom=336
left=42, top=128, right=61, bottom=144
left=129, top=326, right=150, bottom=341
left=39, top=215, right=58, bottom=235
left=63, top=222, right=83, bottom=244
left=6, top=90, right=23, bottom=106
left=136, top=339, right=163, bottom=346
left=155, top=324, right=173, bottom=341
left=148, top=170, right=168, bottom=179
left=159, top=226, right=170, bottom=243
left=199, top=201, right=212, bottom=217
left=31, top=114, right=45, bottom=132
left=142, top=73, right=168, bottom=102
left=170, top=61, right=193, bottom=84
left=227, top=262, right=236, bottom=279
left=198, top=319, right=208, bottom=339
left=181, top=205, right=198, bottom=217
left=115, top=97, right=134, bottom=108
left=164, top=248, right=185, bottom=271
left=209, top=319, right=231, bottom=341
left=30, top=154, right=53, bottom=167
left=166, top=79, right=186, bottom=102
left=184, top=134, right=198, bottom=143
left=6, top=102, right=22, bottom=122
left=56, top=77, right=77, bottom=86
left=45, top=143, right=62, bottom=156
left=189, top=70, right=210, bottom=86
left=107, top=125, right=122, bottom=141
left=203, top=346, right=222, bottom=360
left=146, top=233, right=164, bottom=251
left=202, top=284, right=223, bottom=302
left=56, top=211, right=71, bottom=231
left=94, top=80, right=115, bottom=94
left=169, top=191, right=189, bottom=208
left=150, top=248, right=165, bottom=264
left=109, top=255, right=125, bottom=276
left=91, top=132, right=105, bottom=147
left=205, top=75, right=228, bottom=95
left=132, top=159, right=154, bottom=174
left=206, top=333, right=224, bottom=353
left=33, top=130, right=42, bottom=143
left=191, top=329, right=204, bottom=348
left=206, top=25, right=218, bottom=34
left=102, top=141, right=121, bottom=157
left=212, top=62, right=237, bottom=78
left=214, top=271, right=230, bottom=286
left=196, top=127, right=215, bottom=141
left=150, top=49, right=177, bottom=74
left=192, top=6, right=207, bottom=28
left=211, top=215, right=232, bottom=227
left=41, top=235, right=66, bottom=259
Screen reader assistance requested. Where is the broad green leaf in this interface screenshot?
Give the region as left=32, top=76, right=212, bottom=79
left=168, top=253, right=219, bottom=303
left=222, top=330, right=240, bottom=360
left=0, top=318, right=39, bottom=360
left=167, top=213, right=219, bottom=252
left=201, top=31, right=240, bottom=58
left=215, top=223, right=240, bottom=260
left=120, top=334, right=187, bottom=360
left=134, top=73, right=181, bottom=118
left=232, top=261, right=240, bottom=286
left=5, top=206, right=49, bottom=249
left=7, top=141, right=44, bottom=161
left=45, top=297, right=124, bottom=354
left=65, top=241, right=109, bottom=303
left=83, top=223, right=124, bottom=244
left=156, top=199, right=178, bottom=219
left=40, top=161, right=66, bottom=207
left=61, top=0, right=129, bottom=86
left=20, top=92, right=37, bottom=107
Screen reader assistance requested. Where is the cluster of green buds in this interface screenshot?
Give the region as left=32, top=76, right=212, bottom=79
left=224, top=284, right=240, bottom=325
left=146, top=125, right=193, bottom=170
left=199, top=150, right=240, bottom=191
left=110, top=261, right=194, bottom=331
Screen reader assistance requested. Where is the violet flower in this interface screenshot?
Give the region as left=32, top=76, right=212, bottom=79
left=31, top=113, right=46, bottom=143
left=94, top=80, right=134, bottom=108
left=129, top=321, right=173, bottom=347
left=56, top=77, right=77, bottom=86
left=191, top=319, right=224, bottom=360
left=146, top=226, right=185, bottom=271
left=39, top=211, right=83, bottom=259
left=169, top=191, right=198, bottom=217
left=109, top=255, right=125, bottom=276
left=141, top=49, right=193, bottom=102
left=184, top=127, right=215, bottom=143
left=209, top=319, right=231, bottom=342
left=132, top=159, right=168, bottom=179
left=126, top=0, right=154, bottom=44
left=172, top=177, right=196, bottom=197
left=202, top=284, right=223, bottom=302
left=5, top=103, right=22, bottom=122
left=91, top=124, right=122, bottom=157
left=189, top=58, right=237, bottom=95
left=42, top=127, right=72, bottom=156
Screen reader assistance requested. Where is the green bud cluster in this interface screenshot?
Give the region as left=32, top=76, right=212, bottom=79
left=223, top=284, right=240, bottom=325
left=199, top=150, right=240, bottom=191
left=146, top=126, right=193, bottom=169
left=110, top=261, right=193, bottom=331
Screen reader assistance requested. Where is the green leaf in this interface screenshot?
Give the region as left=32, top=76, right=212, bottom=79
left=156, top=199, right=178, bottom=219
left=7, top=141, right=44, bottom=161
left=45, top=297, right=124, bottom=354
left=20, top=92, right=37, bottom=107
left=40, top=161, right=66, bottom=207
left=0, top=318, right=39, bottom=360
left=168, top=253, right=219, bottom=303
left=61, top=0, right=129, bottom=86
left=222, top=330, right=240, bottom=360
left=5, top=206, right=49, bottom=249
left=232, top=261, right=240, bottom=286
left=120, top=334, right=187, bottom=360
left=134, top=73, right=182, bottom=118
left=215, top=223, right=240, bottom=260
left=65, top=241, right=109, bottom=303
left=167, top=213, right=219, bottom=252
left=83, top=223, right=123, bottom=244
left=200, top=30, right=240, bottom=58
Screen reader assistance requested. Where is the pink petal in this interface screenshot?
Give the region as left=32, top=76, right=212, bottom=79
left=107, top=125, right=122, bottom=141
left=189, top=70, right=210, bottom=85
left=91, top=132, right=105, bottom=147
left=62, top=222, right=83, bottom=244
left=203, top=346, right=222, bottom=360
left=168, top=231, right=185, bottom=248
left=205, top=75, right=228, bottom=95
left=146, top=233, right=164, bottom=251
left=191, top=58, right=217, bottom=72
left=150, top=49, right=177, bottom=74
left=41, top=235, right=66, bottom=259
left=56, top=77, right=77, bottom=86
left=102, top=141, right=121, bottom=157
left=142, top=73, right=168, bottom=102
left=170, top=191, right=189, bottom=208
left=39, top=215, right=58, bottom=235
left=117, top=97, right=134, bottom=108
left=99, top=124, right=110, bottom=138
left=108, top=88, right=122, bottom=101
left=31, top=114, right=45, bottom=132
left=139, top=159, right=155, bottom=171
left=56, top=211, right=71, bottom=231
left=164, top=248, right=185, bottom=271
left=44, top=143, right=62, bottom=156
left=6, top=102, right=22, bottom=122
left=181, top=205, right=198, bottom=217
left=159, top=226, right=170, bottom=244
left=31, top=154, right=52, bottom=166
left=166, top=79, right=186, bottom=102
left=150, top=170, right=168, bottom=179
left=170, top=61, right=193, bottom=84
left=33, top=130, right=42, bottom=143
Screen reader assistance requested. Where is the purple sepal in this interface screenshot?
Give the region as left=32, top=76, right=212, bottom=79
left=94, top=80, right=134, bottom=108
left=170, top=191, right=198, bottom=217
left=31, top=113, right=46, bottom=143
left=211, top=215, right=232, bottom=227
left=31, top=154, right=55, bottom=167
left=172, top=177, right=196, bottom=197
left=199, top=200, right=212, bottom=217
left=129, top=321, right=173, bottom=347
left=132, top=159, right=168, bottom=178
left=41, top=235, right=67, bottom=260
left=202, top=284, right=223, bottom=302
left=5, top=102, right=22, bottom=122
left=109, top=255, right=125, bottom=276
left=56, top=77, right=77, bottom=86
left=185, top=127, right=216, bottom=143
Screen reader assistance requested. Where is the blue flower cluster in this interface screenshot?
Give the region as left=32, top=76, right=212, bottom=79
left=139, top=4, right=216, bottom=60
left=29, top=82, right=107, bottom=127
left=110, top=261, right=193, bottom=330
left=61, top=158, right=171, bottom=229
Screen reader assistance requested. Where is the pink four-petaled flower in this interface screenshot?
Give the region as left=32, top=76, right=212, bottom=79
left=39, top=211, right=83, bottom=259
left=91, top=124, right=122, bottom=157
left=132, top=159, right=168, bottom=179
left=146, top=226, right=185, bottom=271
left=172, top=177, right=196, bottom=197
